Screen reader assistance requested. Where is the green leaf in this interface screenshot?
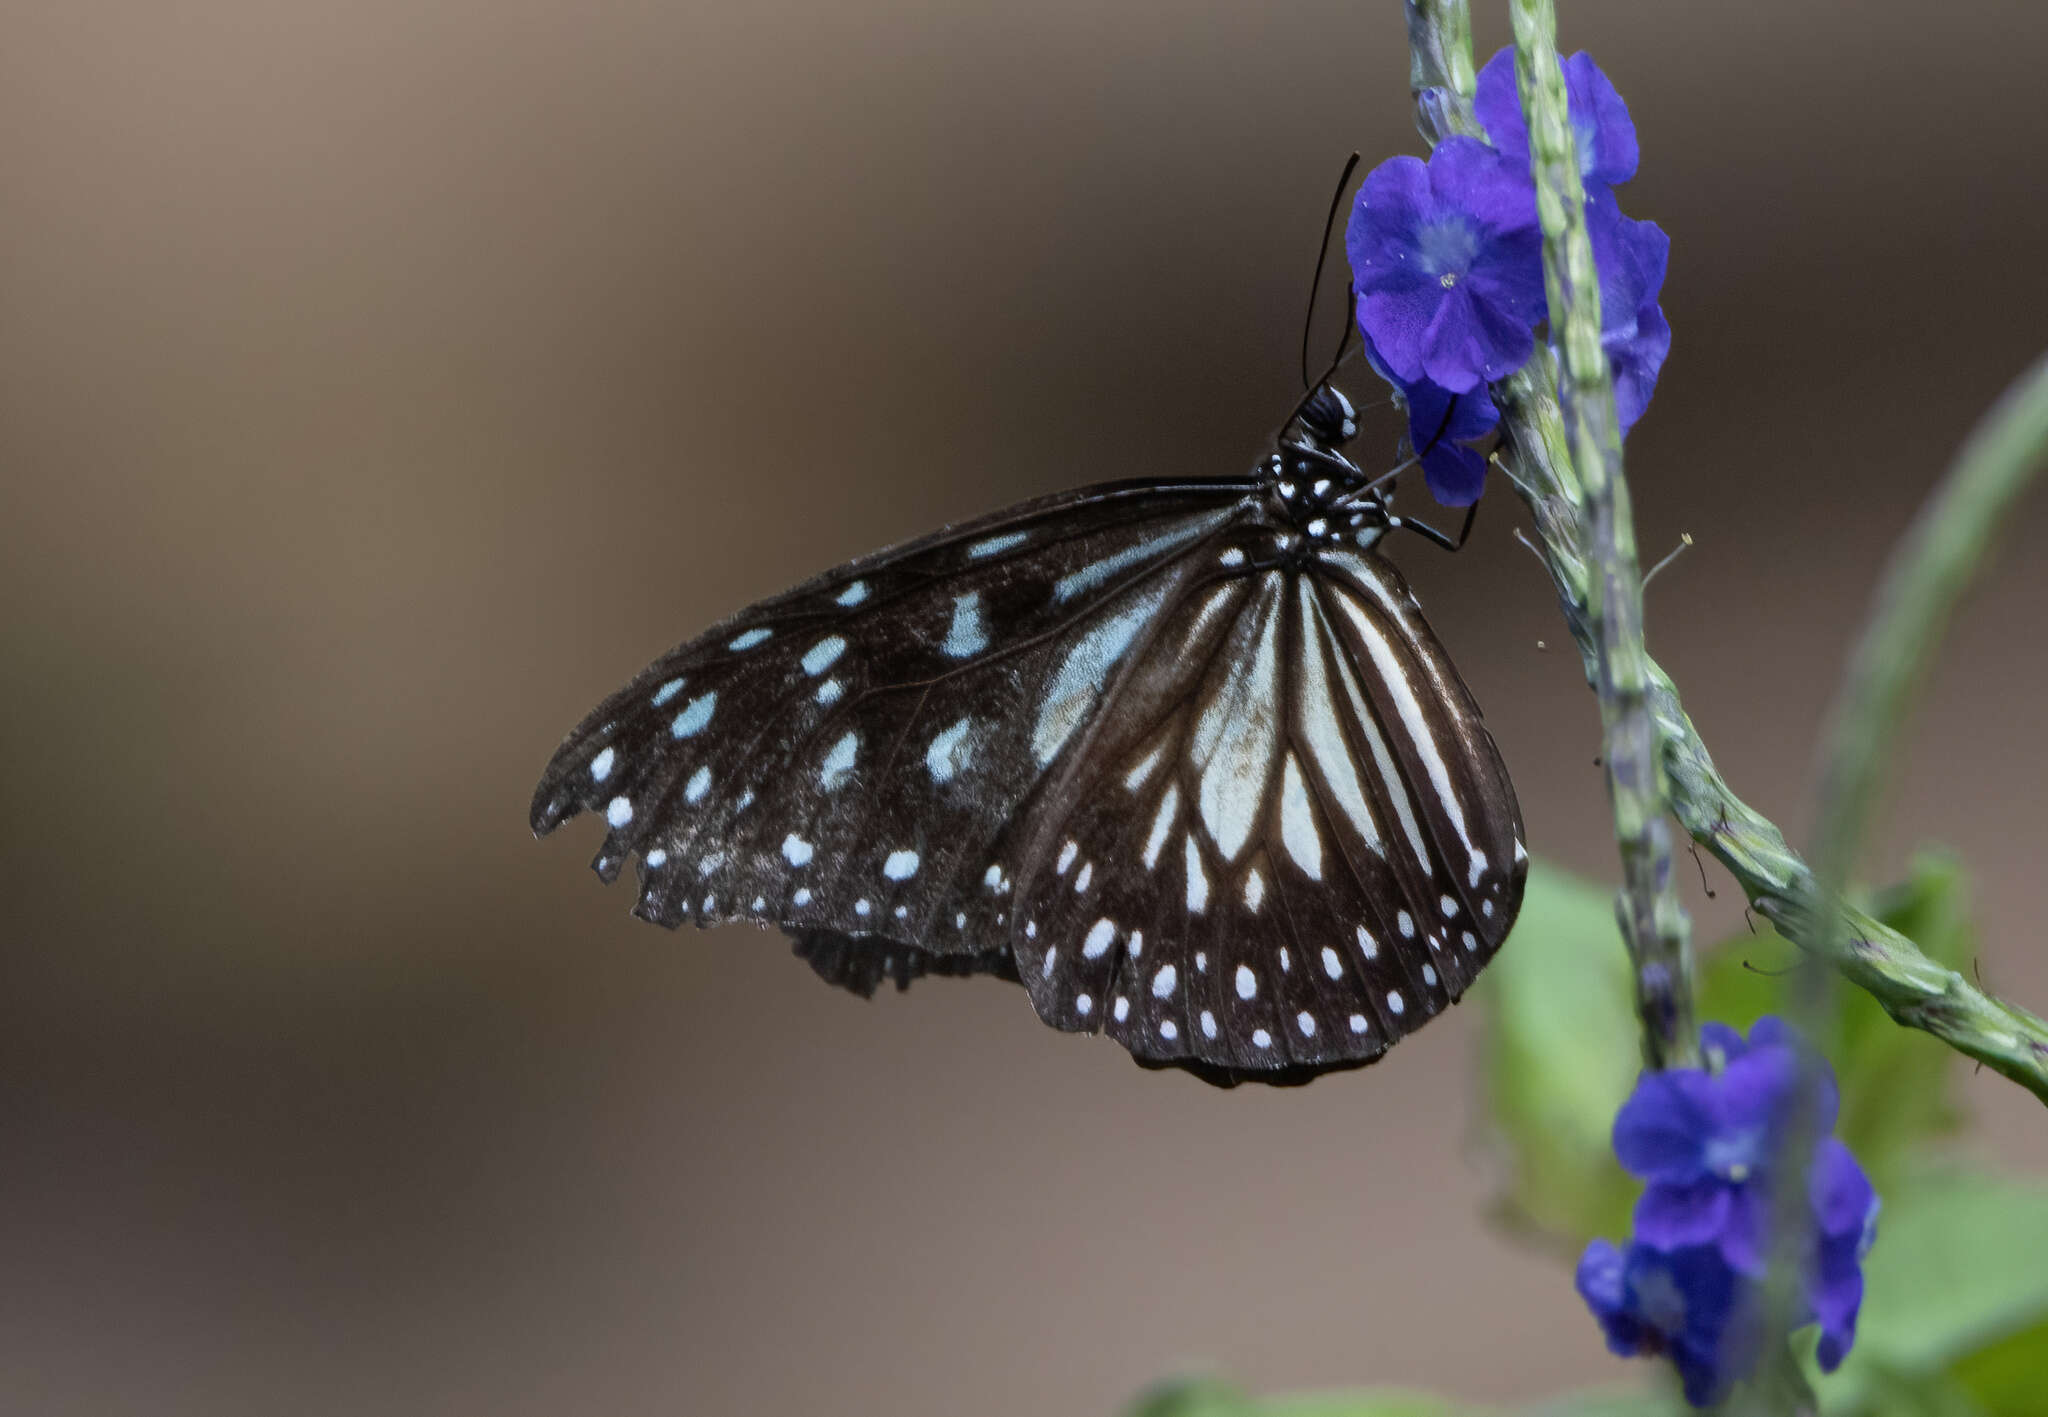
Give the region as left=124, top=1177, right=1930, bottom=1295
left=1946, top=1315, right=2048, bottom=1415
left=1475, top=860, right=1641, bottom=1247
left=1125, top=1377, right=1260, bottom=1417
left=1694, top=855, right=1971, bottom=1189
left=1818, top=1170, right=2048, bottom=1412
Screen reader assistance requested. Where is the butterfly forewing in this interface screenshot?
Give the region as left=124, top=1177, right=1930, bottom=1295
left=533, top=462, right=1526, bottom=1087
left=530, top=478, right=1252, bottom=941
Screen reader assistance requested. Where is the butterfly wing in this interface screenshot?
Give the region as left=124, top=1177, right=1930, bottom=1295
left=983, top=543, right=1526, bottom=1085
left=530, top=475, right=1255, bottom=946
left=532, top=479, right=1524, bottom=1087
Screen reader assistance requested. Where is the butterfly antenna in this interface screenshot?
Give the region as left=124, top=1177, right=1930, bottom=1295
left=1300, top=151, right=1362, bottom=390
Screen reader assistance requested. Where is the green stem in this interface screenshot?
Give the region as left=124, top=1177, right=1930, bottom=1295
left=1399, top=2, right=2048, bottom=1103
left=1810, top=352, right=2048, bottom=926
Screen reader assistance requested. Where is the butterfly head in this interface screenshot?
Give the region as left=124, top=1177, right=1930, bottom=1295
left=1296, top=385, right=1359, bottom=447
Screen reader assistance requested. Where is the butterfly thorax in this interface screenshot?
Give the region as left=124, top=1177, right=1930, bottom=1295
left=1256, top=384, right=1393, bottom=563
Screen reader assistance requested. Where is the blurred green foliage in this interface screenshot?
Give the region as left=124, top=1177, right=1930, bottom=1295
left=1125, top=859, right=2048, bottom=1417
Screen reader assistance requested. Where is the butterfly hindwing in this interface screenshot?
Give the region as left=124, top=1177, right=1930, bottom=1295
left=993, top=547, right=1525, bottom=1084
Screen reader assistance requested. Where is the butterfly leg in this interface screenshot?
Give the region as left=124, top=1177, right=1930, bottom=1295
left=1387, top=497, right=1480, bottom=554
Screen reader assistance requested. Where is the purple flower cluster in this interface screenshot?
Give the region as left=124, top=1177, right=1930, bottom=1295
left=1576, top=1019, right=1880, bottom=1406
left=1345, top=48, right=1671, bottom=506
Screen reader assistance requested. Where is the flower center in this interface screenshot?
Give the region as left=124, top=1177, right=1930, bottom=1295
left=1704, top=1129, right=1765, bottom=1180
left=1439, top=273, right=1458, bottom=289
left=1415, top=216, right=1480, bottom=281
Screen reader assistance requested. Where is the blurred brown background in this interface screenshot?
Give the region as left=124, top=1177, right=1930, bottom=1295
left=4, top=2, right=2046, bottom=1413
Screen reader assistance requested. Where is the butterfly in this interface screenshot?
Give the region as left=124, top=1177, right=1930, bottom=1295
left=530, top=381, right=1526, bottom=1086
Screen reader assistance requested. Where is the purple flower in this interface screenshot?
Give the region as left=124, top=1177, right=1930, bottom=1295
left=1614, top=1018, right=1837, bottom=1275
left=1361, top=332, right=1501, bottom=507
left=1475, top=47, right=1639, bottom=190
left=1578, top=1240, right=1761, bottom=1408
left=1588, top=196, right=1671, bottom=433
left=1579, top=1017, right=1879, bottom=1404
left=1345, top=137, right=1546, bottom=394
left=1808, top=1138, right=1880, bottom=1370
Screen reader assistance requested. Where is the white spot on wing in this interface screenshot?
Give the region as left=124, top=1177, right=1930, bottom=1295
left=925, top=717, right=974, bottom=783
left=1075, top=993, right=1093, bottom=1016
left=1387, top=990, right=1406, bottom=1015
left=1243, top=868, right=1265, bottom=912
left=1143, top=783, right=1180, bottom=870
left=1159, top=1019, right=1179, bottom=1040
left=590, top=747, right=615, bottom=781
left=883, top=849, right=919, bottom=880
left=1152, top=963, right=1177, bottom=998
left=606, top=796, right=633, bottom=828
left=1235, top=964, right=1257, bottom=1000
left=793, top=887, right=812, bottom=905
left=651, top=678, right=685, bottom=707
left=1469, top=850, right=1489, bottom=886
left=671, top=693, right=717, bottom=738
left=1083, top=919, right=1116, bottom=959
left=1279, top=753, right=1323, bottom=879
left=1185, top=837, right=1209, bottom=912
left=728, top=627, right=772, bottom=651
left=1297, top=1011, right=1316, bottom=1037
left=1192, top=579, right=1283, bottom=861
left=1073, top=862, right=1093, bottom=893
left=802, top=636, right=848, bottom=676
left=942, top=592, right=989, bottom=657
left=835, top=580, right=869, bottom=606
left=1052, top=510, right=1232, bottom=603
left=1252, top=1028, right=1272, bottom=1049
left=1032, top=585, right=1169, bottom=766
left=967, top=531, right=1028, bottom=559
left=782, top=835, right=814, bottom=866
left=1113, top=996, right=1130, bottom=1022
left=684, top=766, right=711, bottom=802
left=645, top=849, right=668, bottom=868
left=815, top=679, right=844, bottom=705
left=1201, top=1010, right=1218, bottom=1039
left=1349, top=1013, right=1369, bottom=1033
left=1126, top=931, right=1143, bottom=959
left=820, top=731, right=858, bottom=790
left=1356, top=925, right=1379, bottom=959
left=1330, top=585, right=1475, bottom=858
left=1322, top=946, right=1343, bottom=979
left=1398, top=911, right=1415, bottom=938
left=1056, top=840, right=1079, bottom=874
left=1124, top=743, right=1166, bottom=791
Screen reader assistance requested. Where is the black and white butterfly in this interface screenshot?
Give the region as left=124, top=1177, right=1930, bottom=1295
left=530, top=383, right=1525, bottom=1086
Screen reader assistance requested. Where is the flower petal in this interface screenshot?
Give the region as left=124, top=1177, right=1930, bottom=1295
left=1808, top=1138, right=1879, bottom=1240
left=1634, top=1177, right=1733, bottom=1249
left=1565, top=51, right=1640, bottom=187
left=1429, top=136, right=1538, bottom=238
left=1716, top=1182, right=1770, bottom=1276
left=1474, top=46, right=1638, bottom=189
left=1576, top=1239, right=1651, bottom=1357
left=1613, top=1069, right=1719, bottom=1181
